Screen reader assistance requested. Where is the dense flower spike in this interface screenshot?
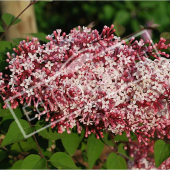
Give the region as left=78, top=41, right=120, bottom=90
left=0, top=25, right=170, bottom=144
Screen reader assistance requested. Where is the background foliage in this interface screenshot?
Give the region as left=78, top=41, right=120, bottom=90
left=34, top=1, right=170, bottom=41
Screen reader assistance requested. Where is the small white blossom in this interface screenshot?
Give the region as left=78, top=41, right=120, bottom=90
left=45, top=61, right=54, bottom=70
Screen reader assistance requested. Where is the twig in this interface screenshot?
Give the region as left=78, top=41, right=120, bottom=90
left=73, top=156, right=82, bottom=165
left=0, top=0, right=38, bottom=41
left=122, top=26, right=160, bottom=40
left=2, top=146, right=8, bottom=151
left=26, top=117, right=50, bottom=169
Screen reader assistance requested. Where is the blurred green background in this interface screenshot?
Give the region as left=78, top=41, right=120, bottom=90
left=34, top=1, right=170, bottom=41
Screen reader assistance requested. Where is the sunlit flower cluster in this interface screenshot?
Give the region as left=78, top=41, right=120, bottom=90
left=0, top=25, right=170, bottom=144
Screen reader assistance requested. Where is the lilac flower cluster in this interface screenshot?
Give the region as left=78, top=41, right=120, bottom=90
left=0, top=25, right=170, bottom=144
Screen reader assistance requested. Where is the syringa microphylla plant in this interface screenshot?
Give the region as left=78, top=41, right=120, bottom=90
left=0, top=25, right=170, bottom=147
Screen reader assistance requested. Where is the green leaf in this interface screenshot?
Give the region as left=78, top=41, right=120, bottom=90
left=11, top=160, right=23, bottom=169
left=117, top=143, right=133, bottom=160
left=0, top=109, right=11, bottom=118
left=124, top=1, right=135, bottom=11
left=29, top=33, right=49, bottom=42
left=61, top=129, right=84, bottom=156
left=160, top=32, right=170, bottom=40
left=0, top=118, right=14, bottom=134
left=115, top=10, right=130, bottom=25
left=11, top=138, right=37, bottom=154
left=114, top=131, right=136, bottom=142
left=102, top=132, right=114, bottom=147
left=0, top=41, right=14, bottom=53
left=114, top=132, right=129, bottom=142
left=0, top=99, right=23, bottom=118
left=131, top=19, right=140, bottom=32
left=107, top=153, right=127, bottom=169
left=154, top=139, right=170, bottom=168
left=0, top=41, right=15, bottom=71
left=0, top=100, right=12, bottom=117
left=0, top=105, right=23, bottom=134
left=113, top=20, right=125, bottom=37
left=0, top=26, right=4, bottom=32
left=21, top=154, right=47, bottom=169
left=2, top=13, right=21, bottom=26
left=103, top=5, right=114, bottom=20
left=0, top=149, right=7, bottom=162
left=101, top=161, right=107, bottom=169
left=82, top=150, right=88, bottom=162
left=50, top=152, right=77, bottom=169
left=42, top=150, right=53, bottom=160
left=1, top=119, right=33, bottom=146
left=12, top=38, right=25, bottom=45
left=35, top=121, right=62, bottom=140
left=87, top=134, right=104, bottom=169
left=140, top=1, right=157, bottom=8
left=80, top=141, right=86, bottom=151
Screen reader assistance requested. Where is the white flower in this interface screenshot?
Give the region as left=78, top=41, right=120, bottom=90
left=21, top=77, right=32, bottom=89
left=10, top=67, right=17, bottom=73
left=26, top=88, right=34, bottom=97
left=138, top=40, right=144, bottom=47
left=32, top=70, right=46, bottom=79
left=102, top=100, right=109, bottom=109
left=30, top=45, right=35, bottom=50
left=56, top=29, right=62, bottom=34
left=15, top=68, right=24, bottom=75
left=28, top=53, right=36, bottom=61
left=8, top=78, right=15, bottom=86
left=83, top=26, right=91, bottom=33
left=9, top=58, right=16, bottom=64
left=0, top=80, right=4, bottom=85
left=36, top=57, right=44, bottom=64
left=114, top=36, right=121, bottom=40
left=43, top=46, right=51, bottom=55
left=21, top=61, right=35, bottom=70
left=45, top=61, right=54, bottom=70
left=19, top=54, right=24, bottom=59
left=117, top=51, right=124, bottom=58
left=36, top=46, right=43, bottom=55
left=10, top=72, right=15, bottom=78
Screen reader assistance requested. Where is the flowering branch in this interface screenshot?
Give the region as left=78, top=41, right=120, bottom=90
left=1, top=25, right=170, bottom=147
